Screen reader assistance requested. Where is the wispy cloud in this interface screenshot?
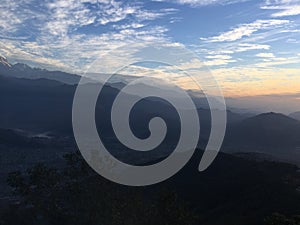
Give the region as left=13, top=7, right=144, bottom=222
left=255, top=56, right=300, bottom=67
left=0, top=0, right=299, bottom=98
left=204, top=58, right=237, bottom=66
left=204, top=54, right=236, bottom=66
left=112, top=23, right=146, bottom=30
left=234, top=43, right=271, bottom=52
left=271, top=5, right=300, bottom=17
left=0, top=0, right=176, bottom=72
left=205, top=54, right=232, bottom=59
left=256, top=52, right=275, bottom=58
left=168, top=0, right=247, bottom=6
left=44, top=0, right=97, bottom=37
left=0, top=0, right=46, bottom=38
left=201, top=19, right=290, bottom=42
left=262, top=0, right=300, bottom=17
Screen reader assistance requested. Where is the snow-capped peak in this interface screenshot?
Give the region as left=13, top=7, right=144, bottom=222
left=0, top=55, right=11, bottom=68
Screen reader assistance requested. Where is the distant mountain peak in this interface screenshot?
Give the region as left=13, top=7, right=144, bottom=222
left=254, top=112, right=282, bottom=117
left=0, top=55, right=11, bottom=68
left=254, top=112, right=291, bottom=119
left=244, top=112, right=299, bottom=127
left=0, top=59, right=81, bottom=85
left=13, top=62, right=31, bottom=70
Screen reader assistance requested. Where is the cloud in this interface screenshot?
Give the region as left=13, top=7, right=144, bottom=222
left=134, top=8, right=178, bottom=21
left=234, top=43, right=271, bottom=52
left=205, top=54, right=232, bottom=59
left=204, top=59, right=236, bottom=66
left=255, top=56, right=300, bottom=67
left=287, top=38, right=300, bottom=43
left=168, top=0, right=247, bottom=6
left=0, top=0, right=46, bottom=38
left=207, top=50, right=234, bottom=54
left=204, top=54, right=236, bottom=67
left=112, top=23, right=146, bottom=30
left=256, top=52, right=275, bottom=58
left=201, top=19, right=290, bottom=42
left=44, top=0, right=96, bottom=37
left=271, top=5, right=300, bottom=17
left=43, top=0, right=159, bottom=38
left=0, top=0, right=176, bottom=73
left=1, top=0, right=299, bottom=100
left=262, top=0, right=300, bottom=17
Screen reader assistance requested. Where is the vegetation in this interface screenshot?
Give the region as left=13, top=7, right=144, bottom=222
left=265, top=213, right=300, bottom=225
left=1, top=151, right=300, bottom=225
left=2, top=152, right=197, bottom=225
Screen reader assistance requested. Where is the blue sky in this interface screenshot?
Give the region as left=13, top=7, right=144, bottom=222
left=0, top=0, right=300, bottom=96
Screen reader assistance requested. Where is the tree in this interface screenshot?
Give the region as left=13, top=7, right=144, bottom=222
left=3, top=151, right=197, bottom=225
left=265, top=213, right=300, bottom=225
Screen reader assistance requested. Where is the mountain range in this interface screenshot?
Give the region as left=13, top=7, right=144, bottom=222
left=0, top=58, right=300, bottom=166
left=0, top=57, right=300, bottom=224
left=0, top=56, right=80, bottom=85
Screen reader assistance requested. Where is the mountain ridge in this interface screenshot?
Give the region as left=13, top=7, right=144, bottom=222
left=290, top=111, right=300, bottom=121
left=0, top=57, right=80, bottom=85
left=224, top=112, right=300, bottom=165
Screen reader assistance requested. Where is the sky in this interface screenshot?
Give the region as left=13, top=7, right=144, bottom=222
left=0, top=0, right=300, bottom=99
